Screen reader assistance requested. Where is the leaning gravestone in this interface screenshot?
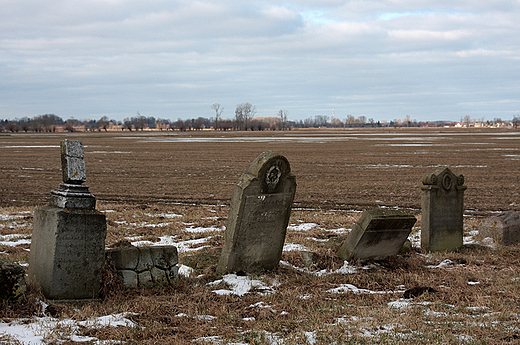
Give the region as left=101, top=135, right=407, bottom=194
left=421, top=167, right=466, bottom=252
left=217, top=151, right=296, bottom=274
left=337, top=209, right=416, bottom=261
left=29, top=140, right=107, bottom=300
left=478, top=211, right=520, bottom=246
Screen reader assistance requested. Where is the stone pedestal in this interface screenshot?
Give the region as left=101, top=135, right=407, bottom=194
left=29, top=206, right=107, bottom=300
left=28, top=139, right=107, bottom=300
left=217, top=151, right=296, bottom=274
left=421, top=167, right=466, bottom=252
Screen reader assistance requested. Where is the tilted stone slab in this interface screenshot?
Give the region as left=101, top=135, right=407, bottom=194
left=337, top=209, right=417, bottom=261
left=479, top=211, right=520, bottom=245
left=60, top=139, right=86, bottom=184
left=421, top=167, right=466, bottom=252
left=217, top=151, right=296, bottom=274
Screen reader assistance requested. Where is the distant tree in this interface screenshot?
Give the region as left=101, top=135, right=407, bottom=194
left=64, top=122, right=74, bottom=132
left=5, top=121, right=18, bottom=132
left=212, top=103, right=223, bottom=130
left=513, top=115, right=520, bottom=129
left=235, top=103, right=256, bottom=130
left=278, top=109, right=288, bottom=131
left=123, top=118, right=133, bottom=131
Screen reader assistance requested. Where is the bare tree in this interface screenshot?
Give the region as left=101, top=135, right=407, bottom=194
left=211, top=103, right=223, bottom=130
left=235, top=103, right=256, bottom=130
left=278, top=109, right=288, bottom=130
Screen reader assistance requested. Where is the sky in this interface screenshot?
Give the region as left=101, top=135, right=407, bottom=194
left=1, top=0, right=520, bottom=123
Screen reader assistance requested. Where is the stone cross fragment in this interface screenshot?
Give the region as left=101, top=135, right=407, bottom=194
left=217, top=151, right=296, bottom=274
left=50, top=139, right=95, bottom=209
left=61, top=139, right=86, bottom=184
left=337, top=209, right=416, bottom=261
left=421, top=167, right=466, bottom=252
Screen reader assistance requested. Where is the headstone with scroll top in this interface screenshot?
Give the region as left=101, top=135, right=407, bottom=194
left=421, top=167, right=466, bottom=252
left=217, top=151, right=296, bottom=274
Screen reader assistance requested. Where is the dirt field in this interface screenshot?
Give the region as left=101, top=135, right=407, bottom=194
left=1, top=128, right=519, bottom=213
left=2, top=128, right=520, bottom=344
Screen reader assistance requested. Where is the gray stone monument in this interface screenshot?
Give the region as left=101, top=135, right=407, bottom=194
left=421, top=167, right=466, bottom=252
left=29, top=140, right=107, bottom=300
left=478, top=211, right=520, bottom=245
left=337, top=209, right=416, bottom=261
left=217, top=151, right=296, bottom=274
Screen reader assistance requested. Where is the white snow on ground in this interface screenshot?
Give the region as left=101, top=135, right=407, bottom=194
left=184, top=226, right=224, bottom=233
left=327, top=284, right=404, bottom=295
left=282, top=243, right=309, bottom=252
left=145, top=212, right=183, bottom=218
left=130, top=235, right=211, bottom=253
left=209, top=274, right=274, bottom=296
left=287, top=223, right=318, bottom=231
left=280, top=260, right=363, bottom=276
left=178, top=264, right=194, bottom=277
left=0, top=313, right=137, bottom=344
left=0, top=234, right=31, bottom=247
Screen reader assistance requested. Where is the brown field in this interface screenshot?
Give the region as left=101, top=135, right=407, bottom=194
left=1, top=128, right=520, bottom=344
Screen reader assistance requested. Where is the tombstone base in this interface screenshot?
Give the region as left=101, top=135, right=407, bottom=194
left=29, top=206, right=107, bottom=300
left=50, top=183, right=96, bottom=209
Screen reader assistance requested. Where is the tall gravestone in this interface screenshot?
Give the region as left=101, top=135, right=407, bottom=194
left=421, top=167, right=466, bottom=252
left=29, top=140, right=107, bottom=300
left=217, top=151, right=296, bottom=274
left=337, top=209, right=416, bottom=261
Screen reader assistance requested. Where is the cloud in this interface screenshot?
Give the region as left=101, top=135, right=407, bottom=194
left=1, top=0, right=519, bottom=121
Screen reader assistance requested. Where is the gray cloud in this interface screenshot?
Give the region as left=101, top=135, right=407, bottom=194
left=1, top=0, right=519, bottom=121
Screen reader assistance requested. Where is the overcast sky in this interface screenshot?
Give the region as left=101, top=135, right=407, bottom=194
left=1, top=0, right=520, bottom=122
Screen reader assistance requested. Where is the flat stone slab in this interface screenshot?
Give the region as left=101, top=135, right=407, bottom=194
left=479, top=211, right=520, bottom=245
left=337, top=209, right=416, bottom=261
left=61, top=139, right=86, bottom=184
left=217, top=151, right=296, bottom=274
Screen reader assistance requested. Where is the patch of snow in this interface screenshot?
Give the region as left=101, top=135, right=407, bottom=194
left=209, top=274, right=273, bottom=296
left=178, top=264, right=194, bottom=277
left=427, top=259, right=459, bottom=269
left=287, top=223, right=318, bottom=231
left=184, top=226, right=223, bottom=233
left=327, top=284, right=402, bottom=295
left=304, top=331, right=317, bottom=344
left=282, top=243, right=309, bottom=252
left=195, top=315, right=216, bottom=321
left=146, top=212, right=183, bottom=218
left=388, top=299, right=435, bottom=309
left=0, top=313, right=137, bottom=344
left=131, top=235, right=211, bottom=253
left=0, top=234, right=31, bottom=247
left=326, top=227, right=349, bottom=234
left=467, top=281, right=480, bottom=285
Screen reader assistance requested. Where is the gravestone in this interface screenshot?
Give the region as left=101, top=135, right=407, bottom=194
left=29, top=140, right=107, bottom=300
left=217, top=151, right=296, bottom=274
left=478, top=211, right=520, bottom=245
left=337, top=209, right=416, bottom=261
left=421, top=167, right=466, bottom=252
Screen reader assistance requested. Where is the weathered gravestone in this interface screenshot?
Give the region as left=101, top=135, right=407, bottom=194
left=217, top=151, right=296, bottom=274
left=29, top=140, right=107, bottom=300
left=478, top=211, right=520, bottom=246
left=337, top=209, right=417, bottom=261
left=421, top=167, right=466, bottom=252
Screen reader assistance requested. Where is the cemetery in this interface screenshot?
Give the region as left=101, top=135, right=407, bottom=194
left=1, top=128, right=520, bottom=344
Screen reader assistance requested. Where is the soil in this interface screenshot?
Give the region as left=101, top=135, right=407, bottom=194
left=1, top=128, right=519, bottom=216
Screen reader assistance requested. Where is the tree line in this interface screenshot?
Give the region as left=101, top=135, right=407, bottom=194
left=2, top=107, right=519, bottom=133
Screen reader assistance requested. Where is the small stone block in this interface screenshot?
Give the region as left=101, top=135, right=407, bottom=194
left=118, top=270, right=138, bottom=288
left=61, top=139, right=84, bottom=158
left=337, top=209, right=416, bottom=261
left=479, top=211, right=520, bottom=245
left=138, top=271, right=153, bottom=288
left=136, top=247, right=154, bottom=272
left=151, top=246, right=178, bottom=270
left=106, top=247, right=139, bottom=271
left=61, top=140, right=87, bottom=184
left=150, top=267, right=169, bottom=286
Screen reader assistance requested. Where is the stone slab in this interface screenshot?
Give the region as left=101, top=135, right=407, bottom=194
left=217, top=151, right=296, bottom=274
left=61, top=140, right=86, bottom=184
left=479, top=211, right=520, bottom=245
left=337, top=209, right=416, bottom=261
left=29, top=206, right=107, bottom=300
